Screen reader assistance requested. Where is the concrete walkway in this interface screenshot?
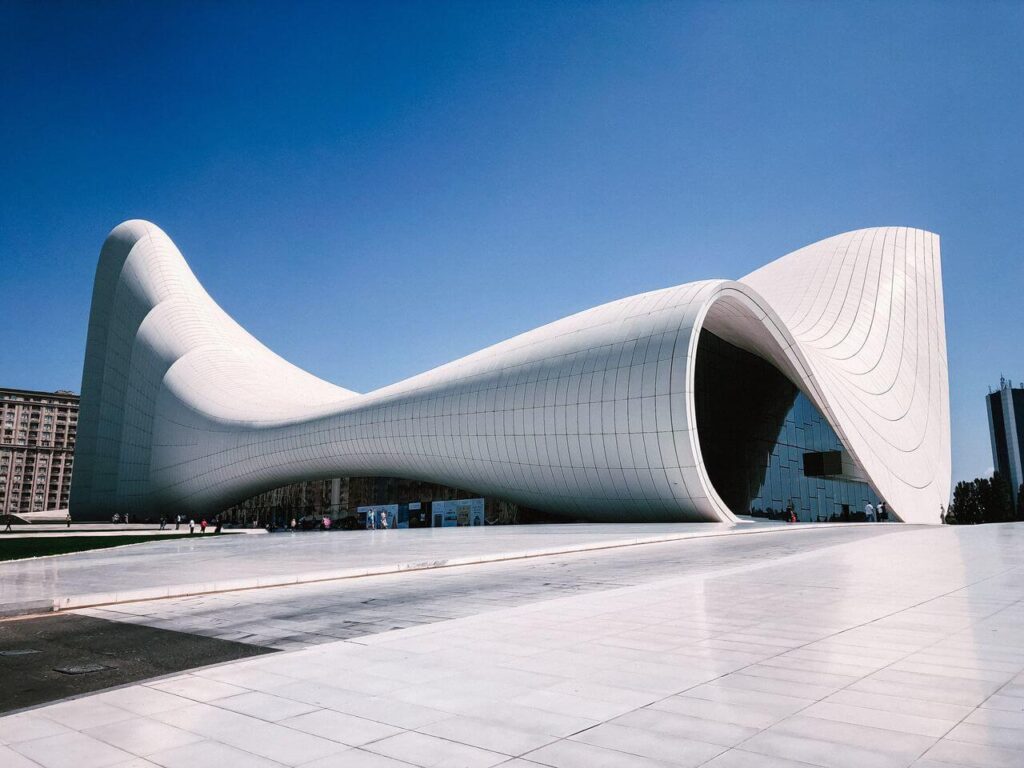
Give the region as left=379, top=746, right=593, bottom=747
left=0, top=527, right=262, bottom=540
left=0, top=521, right=853, bottom=617
left=1, top=523, right=1022, bottom=768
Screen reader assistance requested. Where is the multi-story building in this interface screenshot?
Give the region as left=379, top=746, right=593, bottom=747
left=0, top=387, right=79, bottom=517
left=987, top=377, right=1024, bottom=504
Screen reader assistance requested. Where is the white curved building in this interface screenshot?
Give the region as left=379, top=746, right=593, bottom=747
left=70, top=221, right=950, bottom=523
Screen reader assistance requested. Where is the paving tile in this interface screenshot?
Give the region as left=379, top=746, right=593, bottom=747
left=823, top=689, right=973, bottom=722
left=84, top=719, right=203, bottom=756
left=92, top=687, right=193, bottom=716
left=771, top=714, right=938, bottom=758
left=701, top=749, right=825, bottom=767
left=921, top=738, right=1024, bottom=768
left=741, top=730, right=911, bottom=768
left=963, top=707, right=1024, bottom=730
left=211, top=691, right=320, bottom=721
left=419, top=716, right=557, bottom=755
left=609, top=706, right=758, bottom=746
left=945, top=721, right=1024, bottom=750
left=37, top=700, right=135, bottom=731
left=525, top=738, right=681, bottom=767
left=280, top=709, right=403, bottom=747
left=268, top=681, right=451, bottom=729
left=153, top=703, right=346, bottom=765
left=570, top=722, right=725, bottom=766
left=363, top=731, right=508, bottom=767
left=11, top=731, right=135, bottom=768
left=978, top=694, right=1024, bottom=712
left=648, top=693, right=783, bottom=729
left=683, top=682, right=815, bottom=714
left=147, top=740, right=285, bottom=768
left=0, top=744, right=49, bottom=768
left=803, top=701, right=955, bottom=738
left=298, top=748, right=420, bottom=766
left=0, top=713, right=73, bottom=745
left=147, top=676, right=249, bottom=702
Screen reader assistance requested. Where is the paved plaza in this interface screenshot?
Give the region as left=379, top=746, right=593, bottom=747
left=1, top=522, right=806, bottom=616
left=77, top=526, right=892, bottom=651
left=2, top=522, right=1023, bottom=767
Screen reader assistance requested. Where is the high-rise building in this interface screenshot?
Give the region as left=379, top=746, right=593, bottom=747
left=0, top=387, right=79, bottom=517
left=987, top=377, right=1024, bottom=503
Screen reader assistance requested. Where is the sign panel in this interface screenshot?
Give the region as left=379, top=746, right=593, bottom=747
left=357, top=503, right=400, bottom=529
left=430, top=498, right=485, bottom=527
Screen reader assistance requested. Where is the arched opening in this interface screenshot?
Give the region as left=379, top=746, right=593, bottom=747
left=694, top=328, right=880, bottom=522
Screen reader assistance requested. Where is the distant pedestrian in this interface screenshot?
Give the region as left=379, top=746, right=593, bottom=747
left=175, top=515, right=181, bottom=531
left=200, top=519, right=207, bottom=534
left=877, top=501, right=886, bottom=521
left=214, top=517, right=222, bottom=534
left=3, top=514, right=12, bottom=533
left=290, top=517, right=297, bottom=530
left=66, top=512, right=72, bottom=528
left=188, top=518, right=195, bottom=535
left=159, top=515, right=166, bottom=530
left=864, top=502, right=875, bottom=522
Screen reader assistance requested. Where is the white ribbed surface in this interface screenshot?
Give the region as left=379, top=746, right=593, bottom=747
left=70, top=221, right=950, bottom=523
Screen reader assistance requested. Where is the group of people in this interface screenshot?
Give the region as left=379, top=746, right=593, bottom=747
left=864, top=501, right=889, bottom=522
left=779, top=500, right=890, bottom=523
left=157, top=514, right=222, bottom=534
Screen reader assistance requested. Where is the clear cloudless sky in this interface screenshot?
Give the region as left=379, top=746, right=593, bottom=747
left=1, top=1, right=1021, bottom=486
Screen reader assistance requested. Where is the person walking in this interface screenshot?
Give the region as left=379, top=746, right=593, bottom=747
left=200, top=519, right=207, bottom=534
left=877, top=501, right=886, bottom=521
left=3, top=514, right=12, bottom=533
left=214, top=517, right=222, bottom=534
left=188, top=518, right=195, bottom=535
left=159, top=515, right=166, bottom=531
left=66, top=512, right=72, bottom=528
left=864, top=502, right=875, bottom=522
left=174, top=515, right=180, bottom=531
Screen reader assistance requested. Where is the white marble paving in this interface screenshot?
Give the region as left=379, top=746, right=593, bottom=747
left=3, top=523, right=1024, bottom=768
left=1, top=522, right=803, bottom=614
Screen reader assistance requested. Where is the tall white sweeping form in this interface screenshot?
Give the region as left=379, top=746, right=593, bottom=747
left=71, top=221, right=950, bottom=523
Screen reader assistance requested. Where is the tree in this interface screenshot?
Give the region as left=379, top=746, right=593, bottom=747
left=947, top=480, right=976, bottom=525
left=985, top=472, right=1015, bottom=522
left=947, top=474, right=1017, bottom=525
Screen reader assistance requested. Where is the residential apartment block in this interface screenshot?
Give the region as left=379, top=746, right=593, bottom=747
left=1, top=387, right=79, bottom=517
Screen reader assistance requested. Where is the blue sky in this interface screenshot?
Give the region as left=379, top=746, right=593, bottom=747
left=1, top=1, right=1021, bottom=484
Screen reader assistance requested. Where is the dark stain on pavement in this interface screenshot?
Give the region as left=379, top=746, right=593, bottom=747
left=0, top=612, right=275, bottom=714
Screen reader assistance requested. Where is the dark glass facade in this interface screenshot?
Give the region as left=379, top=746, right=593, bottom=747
left=987, top=392, right=1010, bottom=482
left=695, top=331, right=880, bottom=522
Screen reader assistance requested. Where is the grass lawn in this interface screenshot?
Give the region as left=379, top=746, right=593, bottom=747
left=0, top=534, right=228, bottom=561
